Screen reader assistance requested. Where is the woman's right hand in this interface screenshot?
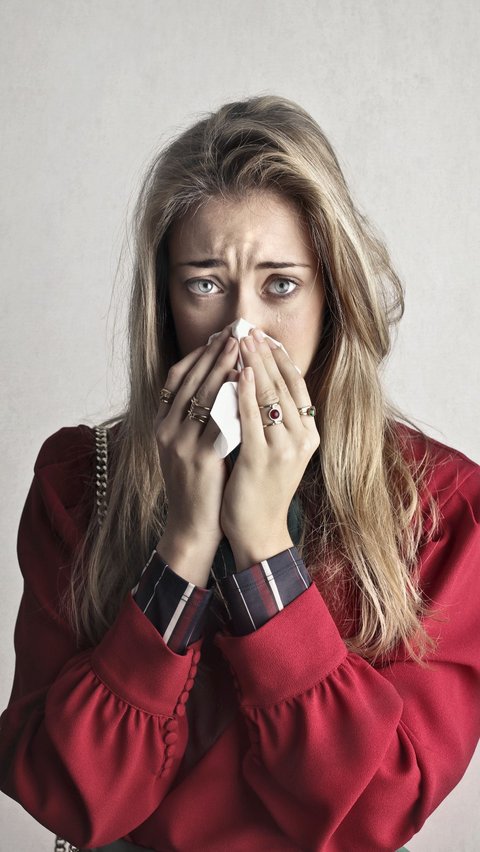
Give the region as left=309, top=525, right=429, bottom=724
left=153, top=323, right=239, bottom=585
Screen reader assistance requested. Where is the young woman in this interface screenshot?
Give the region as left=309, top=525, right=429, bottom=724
left=1, top=95, right=479, bottom=852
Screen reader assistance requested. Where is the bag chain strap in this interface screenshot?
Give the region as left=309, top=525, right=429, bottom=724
left=54, top=425, right=109, bottom=852
left=54, top=838, right=81, bottom=852
left=94, top=425, right=109, bottom=526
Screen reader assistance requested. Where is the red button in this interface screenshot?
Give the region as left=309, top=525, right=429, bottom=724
left=165, top=744, right=176, bottom=758
left=175, top=703, right=186, bottom=717
left=165, top=719, right=178, bottom=732
left=163, top=757, right=174, bottom=771
left=164, top=732, right=178, bottom=745
left=185, top=678, right=195, bottom=690
left=192, top=650, right=201, bottom=664
left=179, top=690, right=190, bottom=704
left=188, top=664, right=198, bottom=678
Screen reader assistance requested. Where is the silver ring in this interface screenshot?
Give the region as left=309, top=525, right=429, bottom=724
left=259, top=401, right=284, bottom=428
left=298, top=405, right=316, bottom=417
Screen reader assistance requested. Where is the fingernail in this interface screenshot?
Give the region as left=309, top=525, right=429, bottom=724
left=252, top=328, right=265, bottom=342
left=225, top=336, right=236, bottom=352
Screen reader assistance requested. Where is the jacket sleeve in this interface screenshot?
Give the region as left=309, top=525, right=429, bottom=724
left=213, top=462, right=480, bottom=851
left=0, top=426, right=204, bottom=849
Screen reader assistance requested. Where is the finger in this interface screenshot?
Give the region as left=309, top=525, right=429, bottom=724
left=154, top=342, right=207, bottom=426
left=185, top=337, right=241, bottom=440
left=165, top=325, right=233, bottom=425
left=245, top=331, right=316, bottom=434
left=239, top=335, right=298, bottom=434
left=237, top=366, right=266, bottom=456
left=262, top=338, right=318, bottom=433
left=196, top=358, right=242, bottom=458
left=226, top=368, right=241, bottom=382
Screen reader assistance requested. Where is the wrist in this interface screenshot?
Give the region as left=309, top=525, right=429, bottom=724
left=157, top=529, right=220, bottom=588
left=230, top=533, right=294, bottom=573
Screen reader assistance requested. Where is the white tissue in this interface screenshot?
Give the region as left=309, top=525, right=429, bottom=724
left=207, top=318, right=299, bottom=458
left=207, top=317, right=290, bottom=371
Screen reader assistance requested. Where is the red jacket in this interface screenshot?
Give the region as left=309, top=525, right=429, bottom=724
left=1, top=423, right=479, bottom=851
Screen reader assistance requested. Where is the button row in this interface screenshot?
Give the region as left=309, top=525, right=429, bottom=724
left=160, top=653, right=201, bottom=776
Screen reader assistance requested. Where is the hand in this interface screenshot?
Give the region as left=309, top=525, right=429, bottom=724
left=154, top=324, right=239, bottom=571
left=220, top=329, right=320, bottom=569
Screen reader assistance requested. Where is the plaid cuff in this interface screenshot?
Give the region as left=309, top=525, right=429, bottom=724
left=217, top=546, right=312, bottom=636
left=131, top=549, right=213, bottom=655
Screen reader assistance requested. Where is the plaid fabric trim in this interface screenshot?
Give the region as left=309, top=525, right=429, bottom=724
left=131, top=546, right=311, bottom=651
left=131, top=549, right=213, bottom=655
left=217, top=546, right=312, bottom=636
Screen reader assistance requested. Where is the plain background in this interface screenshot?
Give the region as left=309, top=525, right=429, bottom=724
left=1, top=1, right=479, bottom=850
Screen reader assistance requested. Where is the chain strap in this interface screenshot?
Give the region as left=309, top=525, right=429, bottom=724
left=94, top=425, right=109, bottom=526
left=54, top=426, right=109, bottom=852
left=54, top=838, right=81, bottom=852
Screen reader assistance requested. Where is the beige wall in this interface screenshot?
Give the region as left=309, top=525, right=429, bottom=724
left=1, top=1, right=479, bottom=849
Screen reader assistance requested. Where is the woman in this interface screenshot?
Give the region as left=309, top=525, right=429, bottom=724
left=1, top=95, right=479, bottom=852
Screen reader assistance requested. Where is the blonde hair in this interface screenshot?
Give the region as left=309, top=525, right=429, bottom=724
left=63, top=94, right=444, bottom=666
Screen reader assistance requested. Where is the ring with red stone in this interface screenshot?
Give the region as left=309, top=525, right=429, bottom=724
left=259, top=401, right=284, bottom=428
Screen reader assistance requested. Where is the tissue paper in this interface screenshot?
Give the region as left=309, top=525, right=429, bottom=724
left=207, top=317, right=290, bottom=371
left=207, top=318, right=297, bottom=458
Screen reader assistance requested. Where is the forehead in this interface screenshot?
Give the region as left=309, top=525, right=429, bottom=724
left=168, top=190, right=313, bottom=258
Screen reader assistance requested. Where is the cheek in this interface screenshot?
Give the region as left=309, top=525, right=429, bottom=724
left=279, top=312, right=323, bottom=371
left=172, top=313, right=223, bottom=357
left=168, top=289, right=205, bottom=353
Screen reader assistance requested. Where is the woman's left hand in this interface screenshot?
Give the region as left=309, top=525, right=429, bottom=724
left=220, top=329, right=320, bottom=571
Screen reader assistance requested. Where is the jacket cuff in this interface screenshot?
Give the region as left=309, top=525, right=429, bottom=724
left=217, top=546, right=312, bottom=636
left=132, top=549, right=214, bottom=654
left=213, top=581, right=348, bottom=707
left=91, top=592, right=203, bottom=716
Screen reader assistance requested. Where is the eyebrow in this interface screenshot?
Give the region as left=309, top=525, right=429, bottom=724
left=174, top=259, right=311, bottom=270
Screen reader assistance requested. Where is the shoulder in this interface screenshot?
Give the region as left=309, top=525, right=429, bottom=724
left=34, top=424, right=95, bottom=472
left=34, top=421, right=123, bottom=472
left=30, top=422, right=120, bottom=522
left=393, top=420, right=480, bottom=512
left=31, top=420, right=124, bottom=509
left=17, top=422, right=124, bottom=570
left=392, top=422, right=480, bottom=568
left=32, top=424, right=97, bottom=509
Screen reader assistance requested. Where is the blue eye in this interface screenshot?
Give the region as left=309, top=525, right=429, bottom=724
left=185, top=278, right=299, bottom=298
left=268, top=279, right=298, bottom=297
left=186, top=279, right=221, bottom=296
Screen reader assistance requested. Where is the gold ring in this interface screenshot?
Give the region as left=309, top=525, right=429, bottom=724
left=187, top=411, right=208, bottom=424
left=159, top=388, right=175, bottom=404
left=189, top=395, right=211, bottom=412
left=187, top=396, right=211, bottom=424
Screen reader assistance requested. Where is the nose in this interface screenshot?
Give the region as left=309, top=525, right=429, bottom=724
left=227, top=291, right=265, bottom=333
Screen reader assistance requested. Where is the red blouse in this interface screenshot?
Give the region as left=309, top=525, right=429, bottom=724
left=1, top=422, right=479, bottom=851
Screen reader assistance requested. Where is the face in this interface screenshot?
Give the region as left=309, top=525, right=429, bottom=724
left=166, top=190, right=326, bottom=377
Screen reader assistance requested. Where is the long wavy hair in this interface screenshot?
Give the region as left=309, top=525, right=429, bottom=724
left=63, top=94, right=444, bottom=666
